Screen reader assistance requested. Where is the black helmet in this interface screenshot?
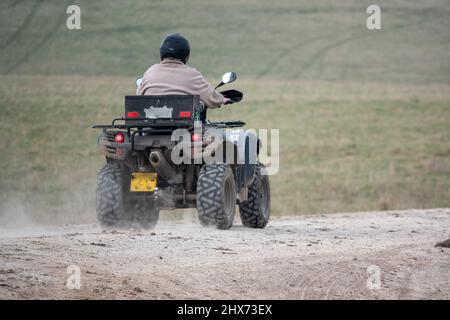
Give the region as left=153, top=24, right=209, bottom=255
left=160, top=33, right=190, bottom=64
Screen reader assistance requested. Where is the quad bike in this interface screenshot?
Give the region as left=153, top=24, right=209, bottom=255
left=92, top=72, right=270, bottom=230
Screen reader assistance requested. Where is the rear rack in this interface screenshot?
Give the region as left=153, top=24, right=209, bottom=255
left=92, top=118, right=246, bottom=151
left=92, top=118, right=246, bottom=130
left=93, top=117, right=195, bottom=153
left=92, top=117, right=193, bottom=130
left=208, top=121, right=246, bottom=128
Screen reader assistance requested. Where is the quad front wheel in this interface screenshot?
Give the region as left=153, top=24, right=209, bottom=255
left=196, top=164, right=236, bottom=229
left=239, top=163, right=270, bottom=228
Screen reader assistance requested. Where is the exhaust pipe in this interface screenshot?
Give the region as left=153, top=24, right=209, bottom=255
left=149, top=150, right=178, bottom=181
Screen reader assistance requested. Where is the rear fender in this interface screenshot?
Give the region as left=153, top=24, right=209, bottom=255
left=97, top=130, right=131, bottom=160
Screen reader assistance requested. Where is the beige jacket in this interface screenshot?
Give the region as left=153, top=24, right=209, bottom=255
left=137, top=59, right=224, bottom=108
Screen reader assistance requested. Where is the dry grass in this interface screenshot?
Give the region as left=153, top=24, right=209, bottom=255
left=1, top=75, right=449, bottom=223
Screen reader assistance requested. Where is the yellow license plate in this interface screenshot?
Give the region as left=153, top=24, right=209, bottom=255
left=130, top=172, right=157, bottom=192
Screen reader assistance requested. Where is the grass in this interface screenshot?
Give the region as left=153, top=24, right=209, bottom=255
left=0, top=76, right=449, bottom=223
left=0, top=0, right=449, bottom=224
left=1, top=0, right=449, bottom=82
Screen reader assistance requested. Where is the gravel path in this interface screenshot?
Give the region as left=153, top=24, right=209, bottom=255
left=0, top=209, right=449, bottom=299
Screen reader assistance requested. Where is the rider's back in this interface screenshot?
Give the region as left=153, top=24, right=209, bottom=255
left=137, top=58, right=223, bottom=109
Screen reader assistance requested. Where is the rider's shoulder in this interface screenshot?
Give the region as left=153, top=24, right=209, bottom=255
left=185, top=65, right=204, bottom=78
left=143, top=63, right=158, bottom=75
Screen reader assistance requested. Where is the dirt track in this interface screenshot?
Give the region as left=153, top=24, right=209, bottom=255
left=0, top=209, right=449, bottom=299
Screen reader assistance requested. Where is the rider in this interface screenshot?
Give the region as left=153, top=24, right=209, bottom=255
left=137, top=33, right=228, bottom=108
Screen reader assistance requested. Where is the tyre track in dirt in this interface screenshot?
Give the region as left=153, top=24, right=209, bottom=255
left=3, top=0, right=72, bottom=75
left=291, top=13, right=450, bottom=79
left=0, top=0, right=42, bottom=52
left=259, top=10, right=450, bottom=80
left=0, top=0, right=25, bottom=12
left=0, top=209, right=449, bottom=299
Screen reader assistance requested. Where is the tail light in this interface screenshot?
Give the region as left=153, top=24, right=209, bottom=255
left=191, top=133, right=201, bottom=142
left=179, top=111, right=191, bottom=118
left=127, top=111, right=139, bottom=118
left=114, top=133, right=125, bottom=143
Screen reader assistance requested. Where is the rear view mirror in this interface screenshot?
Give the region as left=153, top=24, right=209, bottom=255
left=215, top=72, right=237, bottom=89
left=136, top=77, right=143, bottom=87
left=222, top=72, right=237, bottom=84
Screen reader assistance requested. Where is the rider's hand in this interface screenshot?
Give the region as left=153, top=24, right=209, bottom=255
left=223, top=97, right=231, bottom=105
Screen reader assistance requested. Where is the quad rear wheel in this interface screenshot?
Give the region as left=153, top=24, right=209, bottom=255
left=96, top=162, right=159, bottom=229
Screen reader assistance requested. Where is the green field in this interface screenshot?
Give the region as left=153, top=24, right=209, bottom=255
left=1, top=0, right=449, bottom=224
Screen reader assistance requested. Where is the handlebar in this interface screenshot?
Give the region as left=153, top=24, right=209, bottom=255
left=220, top=89, right=243, bottom=105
